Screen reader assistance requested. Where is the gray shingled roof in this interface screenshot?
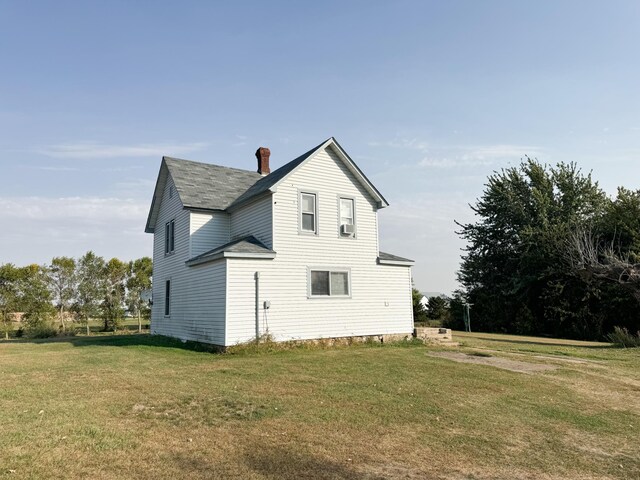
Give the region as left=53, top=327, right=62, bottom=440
left=228, top=139, right=328, bottom=209
left=146, top=137, right=390, bottom=233
left=164, top=157, right=262, bottom=211
left=165, top=139, right=328, bottom=212
left=378, top=251, right=414, bottom=263
left=186, top=236, right=275, bottom=265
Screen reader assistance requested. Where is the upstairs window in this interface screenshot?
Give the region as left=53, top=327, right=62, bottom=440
left=309, top=269, right=350, bottom=297
left=165, top=219, right=175, bottom=254
left=300, top=192, right=317, bottom=234
left=339, top=197, right=355, bottom=237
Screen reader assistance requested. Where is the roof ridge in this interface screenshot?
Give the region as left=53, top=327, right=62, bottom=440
left=226, top=138, right=332, bottom=209
left=163, top=156, right=260, bottom=176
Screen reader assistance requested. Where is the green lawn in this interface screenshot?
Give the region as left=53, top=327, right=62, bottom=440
left=0, top=332, right=638, bottom=479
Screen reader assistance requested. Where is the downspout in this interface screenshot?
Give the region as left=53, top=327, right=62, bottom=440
left=255, top=271, right=260, bottom=342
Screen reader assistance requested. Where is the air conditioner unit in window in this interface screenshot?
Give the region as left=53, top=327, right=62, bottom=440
left=341, top=224, right=355, bottom=235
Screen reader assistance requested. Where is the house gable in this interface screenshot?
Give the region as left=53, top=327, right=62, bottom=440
left=145, top=160, right=173, bottom=233
left=271, top=143, right=382, bottom=255
left=228, top=137, right=389, bottom=212
left=145, top=156, right=262, bottom=233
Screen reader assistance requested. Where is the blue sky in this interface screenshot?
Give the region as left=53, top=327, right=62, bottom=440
left=1, top=1, right=639, bottom=294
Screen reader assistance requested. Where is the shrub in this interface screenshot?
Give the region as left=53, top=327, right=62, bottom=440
left=412, top=289, right=428, bottom=323
left=63, top=325, right=78, bottom=337
left=607, top=326, right=640, bottom=348
left=25, top=318, right=58, bottom=339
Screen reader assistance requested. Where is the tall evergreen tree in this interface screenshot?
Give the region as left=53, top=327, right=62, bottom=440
left=426, top=296, right=448, bottom=320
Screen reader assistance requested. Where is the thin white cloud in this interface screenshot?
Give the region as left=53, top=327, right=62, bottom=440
left=419, top=144, right=541, bottom=168
left=368, top=138, right=429, bottom=152
left=35, top=142, right=209, bottom=159
left=0, top=196, right=147, bottom=221
left=101, top=165, right=144, bottom=172
left=232, top=134, right=248, bottom=147
left=418, top=157, right=495, bottom=168
left=370, top=136, right=540, bottom=168
left=461, top=144, right=540, bottom=159
left=27, top=165, right=80, bottom=172
left=113, top=179, right=156, bottom=190
left=0, top=196, right=152, bottom=265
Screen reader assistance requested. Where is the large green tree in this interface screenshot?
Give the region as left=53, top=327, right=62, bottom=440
left=126, top=257, right=152, bottom=333
left=20, top=264, right=56, bottom=336
left=75, top=252, right=106, bottom=335
left=563, top=187, right=640, bottom=331
left=412, top=288, right=427, bottom=323
left=0, top=264, right=22, bottom=339
left=103, top=258, right=128, bottom=331
left=456, top=158, right=615, bottom=338
left=48, top=257, right=77, bottom=332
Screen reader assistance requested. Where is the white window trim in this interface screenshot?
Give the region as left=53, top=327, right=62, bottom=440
left=164, top=278, right=172, bottom=317
left=307, top=267, right=352, bottom=299
left=337, top=195, right=357, bottom=239
left=165, top=219, right=175, bottom=255
left=298, top=190, right=319, bottom=236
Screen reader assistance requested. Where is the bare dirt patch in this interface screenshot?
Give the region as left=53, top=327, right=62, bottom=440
left=428, top=351, right=557, bottom=374
left=472, top=348, right=604, bottom=365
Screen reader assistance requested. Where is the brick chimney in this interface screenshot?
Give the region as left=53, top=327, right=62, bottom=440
left=256, top=147, right=271, bottom=175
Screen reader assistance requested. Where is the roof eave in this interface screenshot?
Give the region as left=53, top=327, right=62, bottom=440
left=144, top=158, right=170, bottom=234
left=330, top=137, right=390, bottom=208
left=186, top=251, right=276, bottom=267
left=377, top=258, right=414, bottom=266
left=182, top=205, right=227, bottom=213
left=259, top=137, right=389, bottom=209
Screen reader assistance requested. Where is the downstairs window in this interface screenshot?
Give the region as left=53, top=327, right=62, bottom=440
left=309, top=269, right=350, bottom=297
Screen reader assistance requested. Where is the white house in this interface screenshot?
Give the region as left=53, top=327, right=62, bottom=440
left=145, top=137, right=414, bottom=347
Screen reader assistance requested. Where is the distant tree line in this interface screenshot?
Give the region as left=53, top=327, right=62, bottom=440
left=0, top=253, right=152, bottom=339
left=454, top=158, right=640, bottom=341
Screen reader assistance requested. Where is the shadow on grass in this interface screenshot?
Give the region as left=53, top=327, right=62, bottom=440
left=457, top=333, right=614, bottom=349
left=167, top=443, right=430, bottom=480
left=1, top=333, right=223, bottom=353
left=242, top=444, right=374, bottom=480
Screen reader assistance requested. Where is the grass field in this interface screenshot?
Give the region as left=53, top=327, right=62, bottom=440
left=0, top=331, right=638, bottom=479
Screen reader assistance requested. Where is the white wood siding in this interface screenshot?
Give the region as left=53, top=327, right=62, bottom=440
left=225, top=145, right=412, bottom=345
left=151, top=174, right=226, bottom=345
left=229, top=195, right=273, bottom=248
left=190, top=211, right=230, bottom=257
